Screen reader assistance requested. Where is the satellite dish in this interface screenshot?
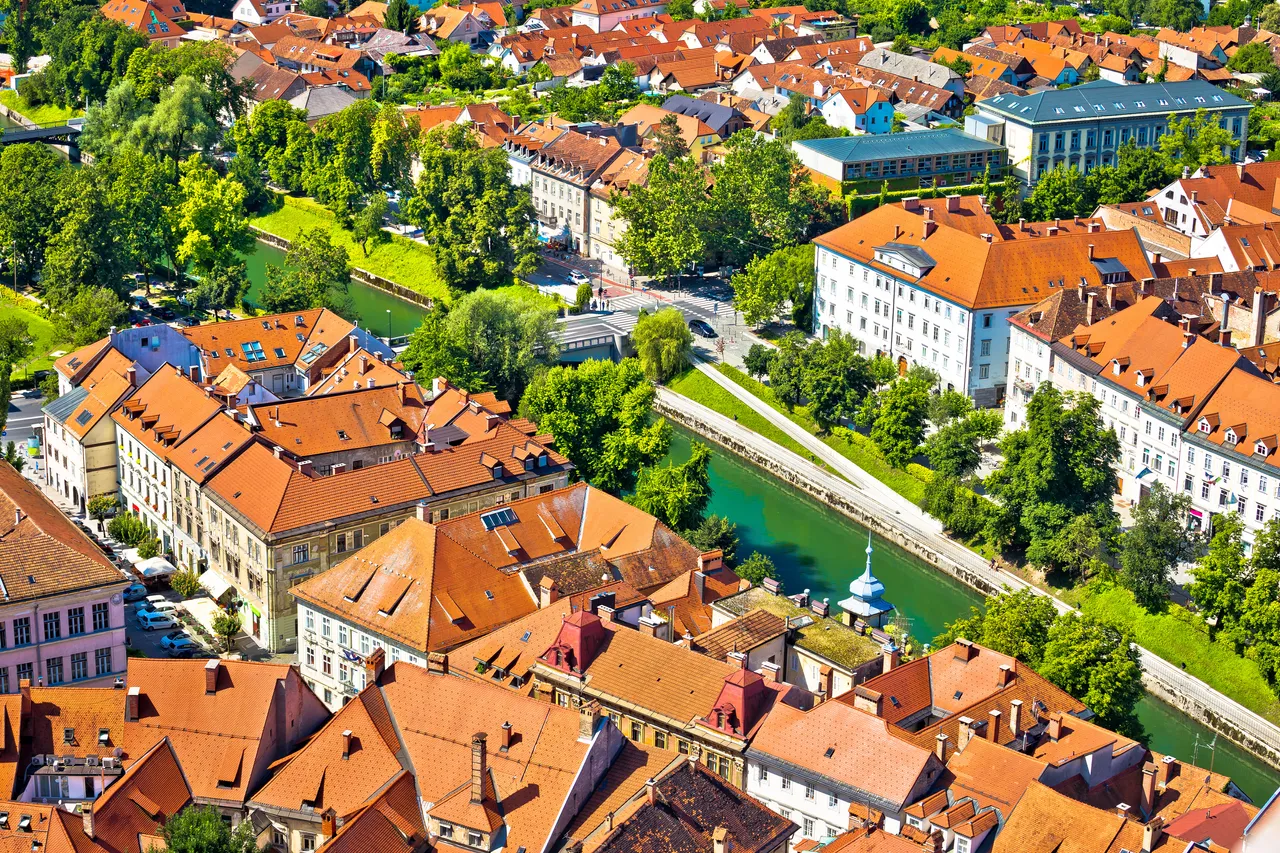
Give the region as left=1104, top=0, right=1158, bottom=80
left=112, top=747, right=123, bottom=758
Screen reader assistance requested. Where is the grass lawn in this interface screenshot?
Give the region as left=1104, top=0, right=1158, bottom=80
left=251, top=195, right=451, bottom=305
left=0, top=291, right=65, bottom=379
left=665, top=368, right=841, bottom=478
left=0, top=90, right=81, bottom=126
left=1081, top=584, right=1280, bottom=725
left=714, top=362, right=934, bottom=505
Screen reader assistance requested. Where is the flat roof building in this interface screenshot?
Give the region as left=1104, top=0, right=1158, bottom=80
left=792, top=129, right=1006, bottom=191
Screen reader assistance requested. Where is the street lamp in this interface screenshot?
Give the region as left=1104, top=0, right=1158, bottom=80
left=386, top=309, right=392, bottom=341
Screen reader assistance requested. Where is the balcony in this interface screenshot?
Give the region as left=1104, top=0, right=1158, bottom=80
left=1013, top=376, right=1035, bottom=394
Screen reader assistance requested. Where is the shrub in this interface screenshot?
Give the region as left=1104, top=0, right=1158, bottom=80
left=137, top=537, right=160, bottom=560
left=107, top=513, right=151, bottom=546
left=171, top=569, right=202, bottom=599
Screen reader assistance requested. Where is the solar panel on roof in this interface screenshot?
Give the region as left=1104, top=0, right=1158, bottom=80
left=75, top=410, right=93, bottom=426
left=481, top=507, right=517, bottom=530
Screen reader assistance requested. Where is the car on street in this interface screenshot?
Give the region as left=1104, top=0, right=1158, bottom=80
left=568, top=270, right=590, bottom=285
left=164, top=637, right=198, bottom=657
left=123, top=583, right=148, bottom=602
left=137, top=610, right=177, bottom=631
left=159, top=631, right=190, bottom=651
left=689, top=319, right=717, bottom=339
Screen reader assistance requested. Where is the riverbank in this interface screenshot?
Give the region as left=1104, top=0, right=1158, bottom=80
left=249, top=194, right=450, bottom=306
left=0, top=91, right=80, bottom=127
left=657, top=381, right=1280, bottom=773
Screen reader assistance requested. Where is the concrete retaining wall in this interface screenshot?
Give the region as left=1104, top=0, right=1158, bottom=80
left=249, top=226, right=436, bottom=310
left=656, top=391, right=1280, bottom=773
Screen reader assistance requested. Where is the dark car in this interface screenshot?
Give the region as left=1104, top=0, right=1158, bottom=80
left=689, top=319, right=717, bottom=339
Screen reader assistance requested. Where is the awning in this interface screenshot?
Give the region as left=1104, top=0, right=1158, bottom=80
left=135, top=557, right=176, bottom=579
left=198, top=569, right=234, bottom=601
left=1135, top=467, right=1157, bottom=483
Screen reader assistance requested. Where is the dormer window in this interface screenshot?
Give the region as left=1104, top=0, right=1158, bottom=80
left=1199, top=419, right=1212, bottom=433
left=1257, top=441, right=1269, bottom=457
left=1225, top=430, right=1238, bottom=445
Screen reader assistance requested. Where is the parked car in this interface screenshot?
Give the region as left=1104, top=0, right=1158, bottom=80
left=137, top=610, right=177, bottom=631
left=569, top=270, right=590, bottom=285
left=159, top=631, right=190, bottom=651
left=123, top=583, right=148, bottom=602
left=689, top=319, right=717, bottom=339
left=167, top=642, right=201, bottom=658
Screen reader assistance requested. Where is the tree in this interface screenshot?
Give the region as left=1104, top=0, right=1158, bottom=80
left=230, top=99, right=308, bottom=168
left=54, top=288, right=129, bottom=347
left=369, top=102, right=415, bottom=191
left=574, top=282, right=593, bottom=313
left=744, top=343, right=774, bottom=379
left=1160, top=108, right=1237, bottom=172
left=260, top=228, right=355, bottom=317
left=133, top=76, right=220, bottom=179
left=768, top=332, right=808, bottom=407
left=1119, top=482, right=1201, bottom=609
left=0, top=143, right=67, bottom=282
left=27, top=15, right=146, bottom=108
left=867, top=376, right=932, bottom=467
left=518, top=358, right=671, bottom=493
left=613, top=155, right=708, bottom=280
left=1229, top=41, right=1277, bottom=73
left=737, top=551, right=778, bottom=587
left=405, top=123, right=539, bottom=289
left=1024, top=164, right=1095, bottom=221
left=188, top=263, right=249, bottom=315
left=928, top=388, right=973, bottom=427
left=211, top=611, right=243, bottom=654
left=124, top=40, right=250, bottom=119
left=1264, top=2, right=1280, bottom=32
left=39, top=372, right=59, bottom=402
left=162, top=805, right=258, bottom=853
left=667, top=0, right=696, bottom=19
left=271, top=118, right=316, bottom=192
left=300, top=0, right=330, bottom=15
left=1188, top=512, right=1250, bottom=635
left=802, top=330, right=874, bottom=429
left=1143, top=0, right=1203, bottom=30
left=87, top=494, right=117, bottom=533
left=632, top=307, right=692, bottom=383
left=108, top=149, right=173, bottom=286
left=108, top=513, right=151, bottom=546
left=227, top=153, right=270, bottom=214
left=1086, top=142, right=1175, bottom=206
left=732, top=244, right=813, bottom=328
left=1039, top=612, right=1144, bottom=737
left=920, top=475, right=990, bottom=539
left=137, top=536, right=160, bottom=560
left=171, top=569, right=202, bottom=599
left=41, top=166, right=129, bottom=308
left=652, top=113, right=690, bottom=161
left=353, top=192, right=390, bottom=256
left=686, top=514, right=739, bottom=565
left=628, top=441, right=711, bottom=531
left=1, top=442, right=24, bottom=474
left=0, top=315, right=34, bottom=398
left=934, top=588, right=1059, bottom=668
left=1036, top=513, right=1108, bottom=579
left=984, top=385, right=1120, bottom=554
left=385, top=0, right=413, bottom=31
left=599, top=61, right=639, bottom=102
left=171, top=156, right=254, bottom=277
left=924, top=409, right=1002, bottom=479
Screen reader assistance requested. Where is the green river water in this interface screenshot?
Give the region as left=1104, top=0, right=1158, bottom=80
left=237, top=240, right=1280, bottom=801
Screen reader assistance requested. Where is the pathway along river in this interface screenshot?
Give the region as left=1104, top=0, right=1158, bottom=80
left=241, top=240, right=1280, bottom=799
left=663, top=428, right=1280, bottom=802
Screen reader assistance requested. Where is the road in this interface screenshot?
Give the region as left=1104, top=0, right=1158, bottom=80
left=4, top=391, right=45, bottom=451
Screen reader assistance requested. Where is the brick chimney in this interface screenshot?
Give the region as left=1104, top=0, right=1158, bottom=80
left=956, top=716, right=975, bottom=752
left=1141, top=761, right=1157, bottom=817
left=188, top=364, right=200, bottom=383
left=427, top=652, right=449, bottom=675
left=946, top=194, right=960, bottom=212
left=646, top=778, right=657, bottom=808
left=471, top=733, right=488, bottom=804
left=1009, top=699, right=1023, bottom=738
left=500, top=721, right=514, bottom=752
left=82, top=807, right=95, bottom=839
left=539, top=576, right=560, bottom=608
left=954, top=639, right=977, bottom=662
left=578, top=701, right=601, bottom=743
left=321, top=807, right=337, bottom=838
left=365, top=646, right=386, bottom=683
left=998, top=664, right=1014, bottom=687
left=852, top=685, right=883, bottom=717
left=935, top=733, right=948, bottom=762
left=1115, top=803, right=1132, bottom=819
left=988, top=709, right=1002, bottom=743
left=341, top=730, right=353, bottom=760
left=204, top=658, right=220, bottom=695
left=1087, top=243, right=1095, bottom=260
left=1086, top=291, right=1097, bottom=326
left=1047, top=713, right=1063, bottom=742
left=1219, top=329, right=1232, bottom=348
left=126, top=686, right=140, bottom=723
left=882, top=642, right=900, bottom=673
left=397, top=381, right=406, bottom=405
left=349, top=333, right=358, bottom=355
left=1158, top=754, right=1179, bottom=787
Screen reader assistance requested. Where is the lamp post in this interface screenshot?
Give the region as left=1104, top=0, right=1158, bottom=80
left=386, top=309, right=392, bottom=341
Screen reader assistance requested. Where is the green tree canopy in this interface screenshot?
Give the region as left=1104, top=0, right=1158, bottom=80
left=802, top=330, right=875, bottom=429
left=0, top=143, right=67, bottom=282
left=1229, top=41, right=1277, bottom=73
left=865, top=376, right=932, bottom=467
left=935, top=588, right=1059, bottom=668
left=259, top=227, right=356, bottom=318
left=632, top=307, right=692, bottom=383
left=170, top=156, right=254, bottom=277
left=732, top=244, right=814, bottom=328
left=1188, top=512, right=1251, bottom=634
left=1160, top=108, right=1237, bottom=172
left=628, top=440, right=712, bottom=531
left=613, top=154, right=709, bottom=280
left=1119, top=482, right=1201, bottom=609
left=924, top=409, right=1002, bottom=479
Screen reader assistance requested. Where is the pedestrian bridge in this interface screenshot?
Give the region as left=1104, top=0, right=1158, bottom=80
left=0, top=117, right=84, bottom=145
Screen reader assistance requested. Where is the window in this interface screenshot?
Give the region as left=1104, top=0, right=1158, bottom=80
left=92, top=603, right=108, bottom=632
left=95, top=648, right=112, bottom=677
left=803, top=818, right=816, bottom=837
left=46, top=656, right=63, bottom=685
left=631, top=722, right=644, bottom=741
left=1258, top=504, right=1267, bottom=523
left=70, top=652, right=87, bottom=681
left=321, top=617, right=331, bottom=638
left=301, top=835, right=315, bottom=852
left=305, top=610, right=314, bottom=631
left=956, top=838, right=971, bottom=853
left=306, top=646, right=315, bottom=667
left=979, top=364, right=990, bottom=380
left=980, top=339, right=991, bottom=357
left=43, top=612, right=60, bottom=641
left=829, top=793, right=838, bottom=807
left=781, top=776, right=791, bottom=791
left=293, top=544, right=309, bottom=564
left=654, top=730, right=666, bottom=749
left=982, top=313, right=992, bottom=328
left=322, top=654, right=332, bottom=676
left=0, top=668, right=8, bottom=694
left=1202, top=481, right=1211, bottom=500
left=757, top=765, right=768, bottom=783
left=338, top=625, right=348, bottom=647
left=805, top=784, right=815, bottom=800
left=68, top=608, right=84, bottom=636
left=468, top=831, right=484, bottom=848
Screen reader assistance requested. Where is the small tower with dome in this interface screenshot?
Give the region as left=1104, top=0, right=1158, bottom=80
left=838, top=533, right=893, bottom=628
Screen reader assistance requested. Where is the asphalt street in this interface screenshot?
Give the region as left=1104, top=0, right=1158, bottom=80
left=4, top=391, right=46, bottom=452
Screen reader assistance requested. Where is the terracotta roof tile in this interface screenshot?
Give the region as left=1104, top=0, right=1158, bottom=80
left=168, top=413, right=254, bottom=486
left=690, top=610, right=789, bottom=661
left=250, top=382, right=427, bottom=457
left=308, top=348, right=409, bottom=396
left=112, top=367, right=224, bottom=464
left=28, top=687, right=126, bottom=759
left=945, top=736, right=1047, bottom=816
left=991, top=781, right=1127, bottom=853
left=321, top=770, right=426, bottom=853
left=181, top=308, right=354, bottom=376
left=88, top=737, right=191, bottom=853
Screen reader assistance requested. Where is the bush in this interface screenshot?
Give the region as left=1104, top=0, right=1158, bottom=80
left=137, top=537, right=160, bottom=560
left=171, top=569, right=202, bottom=599
left=573, top=282, right=592, bottom=313
left=107, top=513, right=151, bottom=546
left=212, top=611, right=243, bottom=654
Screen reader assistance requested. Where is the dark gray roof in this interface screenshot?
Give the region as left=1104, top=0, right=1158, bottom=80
left=794, top=128, right=1004, bottom=163
left=880, top=242, right=936, bottom=270
left=661, top=94, right=739, bottom=135
left=977, top=80, right=1249, bottom=125
left=42, top=386, right=89, bottom=426
left=1092, top=256, right=1128, bottom=276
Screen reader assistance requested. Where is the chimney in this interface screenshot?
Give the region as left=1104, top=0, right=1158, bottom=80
left=1158, top=755, right=1180, bottom=787
left=946, top=194, right=960, bottom=212
left=1088, top=243, right=1095, bottom=260
left=365, top=646, right=386, bottom=683
left=82, top=808, right=94, bottom=839
left=125, top=686, right=140, bottom=722
left=894, top=224, right=902, bottom=240
left=1086, top=292, right=1097, bottom=326
left=956, top=716, right=975, bottom=752
left=954, top=639, right=977, bottom=661
left=1189, top=268, right=1197, bottom=277
left=321, top=807, right=337, bottom=838
left=1219, top=329, right=1232, bottom=348
left=1143, top=817, right=1164, bottom=853
left=646, top=778, right=658, bottom=808
left=188, top=364, right=200, bottom=383
left=1106, top=282, right=1118, bottom=309
left=1183, top=331, right=1195, bottom=349
left=1078, top=279, right=1086, bottom=302
left=988, top=709, right=1002, bottom=743
left=998, top=664, right=1014, bottom=687
left=1254, top=289, right=1268, bottom=347
left=416, top=500, right=430, bottom=522
left=360, top=354, right=369, bottom=375
left=432, top=376, right=447, bottom=398
left=1140, top=277, right=1154, bottom=296
left=427, top=652, right=449, bottom=675
left=471, top=733, right=488, bottom=804
left=1047, top=225, right=1059, bottom=236
left=204, top=658, right=220, bottom=695
left=693, top=571, right=707, bottom=602
left=1009, top=699, right=1023, bottom=737
left=1047, top=713, right=1063, bottom=742
left=1153, top=252, right=1162, bottom=265
left=1191, top=189, right=1198, bottom=204
left=760, top=661, right=781, bottom=683
left=903, top=196, right=920, bottom=211
left=540, top=576, right=560, bottom=608
left=1088, top=221, right=1100, bottom=233
left=712, top=827, right=729, bottom=853
left=297, top=459, right=313, bottom=477
left=980, top=233, right=993, bottom=243
left=349, top=333, right=358, bottom=355
left=924, top=219, right=937, bottom=239
left=341, top=729, right=353, bottom=760
left=1116, top=803, right=1132, bottom=820
left=852, top=685, right=883, bottom=717
left=500, top=721, right=513, bottom=752
left=578, top=701, right=601, bottom=742
left=1141, top=762, right=1157, bottom=817
left=127, top=366, right=137, bottom=387
left=935, top=733, right=948, bottom=762
left=1220, top=290, right=1230, bottom=332
left=1019, top=217, right=1027, bottom=232
left=882, top=642, right=900, bottom=673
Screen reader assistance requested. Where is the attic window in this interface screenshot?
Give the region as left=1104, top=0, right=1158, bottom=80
left=520, top=630, right=532, bottom=643
left=823, top=747, right=835, bottom=758
left=274, top=347, right=287, bottom=359
left=224, top=349, right=233, bottom=358
left=485, top=590, right=495, bottom=601
left=63, top=728, right=74, bottom=745
left=261, top=321, right=271, bottom=330
left=98, top=729, right=110, bottom=745
left=1258, top=442, right=1270, bottom=456
left=481, top=507, right=518, bottom=530
left=1199, top=419, right=1212, bottom=433
left=953, top=690, right=963, bottom=701
left=337, top=430, right=350, bottom=440
left=1225, top=430, right=1238, bottom=445
left=890, top=696, right=901, bottom=707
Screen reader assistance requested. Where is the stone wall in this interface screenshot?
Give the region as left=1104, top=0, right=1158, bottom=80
left=248, top=229, right=435, bottom=309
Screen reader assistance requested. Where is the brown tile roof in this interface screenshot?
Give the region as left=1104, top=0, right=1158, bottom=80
left=60, top=366, right=132, bottom=442
left=691, top=610, right=788, bottom=661
left=322, top=770, right=426, bottom=853
left=819, top=826, right=938, bottom=852
left=87, top=737, right=192, bottom=853
left=0, top=696, right=21, bottom=800
left=100, top=0, right=184, bottom=40
left=180, top=308, right=354, bottom=376
left=1189, top=368, right=1280, bottom=472
left=450, top=601, right=577, bottom=691
left=991, top=781, right=1128, bottom=853
left=54, top=339, right=113, bottom=385
left=0, top=800, right=87, bottom=853
left=124, top=658, right=323, bottom=805
left=168, top=413, right=254, bottom=486
left=749, top=699, right=941, bottom=810
left=112, top=366, right=224, bottom=464
left=648, top=564, right=745, bottom=638
left=815, top=202, right=1155, bottom=310
left=27, top=687, right=125, bottom=760
left=0, top=462, right=125, bottom=604
left=270, top=35, right=362, bottom=70
left=587, top=759, right=796, bottom=853
left=249, top=382, right=428, bottom=457
left=564, top=740, right=679, bottom=846
left=944, top=736, right=1047, bottom=817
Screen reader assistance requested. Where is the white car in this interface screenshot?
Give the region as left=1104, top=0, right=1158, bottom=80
left=569, top=270, right=591, bottom=285
left=137, top=610, right=177, bottom=632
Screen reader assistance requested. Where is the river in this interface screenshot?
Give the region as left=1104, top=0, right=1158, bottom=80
left=663, top=428, right=1280, bottom=802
